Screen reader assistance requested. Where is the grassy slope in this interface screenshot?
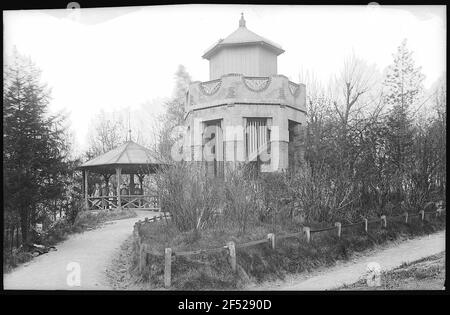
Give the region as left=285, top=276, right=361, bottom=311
left=338, top=252, right=445, bottom=290
left=129, top=214, right=446, bottom=290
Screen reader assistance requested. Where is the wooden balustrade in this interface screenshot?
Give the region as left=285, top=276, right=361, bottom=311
left=86, top=194, right=160, bottom=211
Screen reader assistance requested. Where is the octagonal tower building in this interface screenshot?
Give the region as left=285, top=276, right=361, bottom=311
left=184, top=14, right=307, bottom=176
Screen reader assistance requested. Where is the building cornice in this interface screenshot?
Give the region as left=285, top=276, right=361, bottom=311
left=184, top=102, right=307, bottom=120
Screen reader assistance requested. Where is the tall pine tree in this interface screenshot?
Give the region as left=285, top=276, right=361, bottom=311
left=383, top=39, right=425, bottom=202
left=3, top=50, right=70, bottom=244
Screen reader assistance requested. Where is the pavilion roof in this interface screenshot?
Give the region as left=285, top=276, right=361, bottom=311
left=79, top=141, right=162, bottom=174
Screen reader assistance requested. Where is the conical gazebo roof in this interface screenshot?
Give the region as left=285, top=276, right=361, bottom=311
left=79, top=140, right=162, bottom=174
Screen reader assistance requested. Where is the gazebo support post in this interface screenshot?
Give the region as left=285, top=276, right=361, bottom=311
left=84, top=170, right=89, bottom=210
left=130, top=173, right=135, bottom=195
left=102, top=173, right=111, bottom=210
left=116, top=167, right=122, bottom=210
left=137, top=174, right=144, bottom=190
left=137, top=174, right=145, bottom=207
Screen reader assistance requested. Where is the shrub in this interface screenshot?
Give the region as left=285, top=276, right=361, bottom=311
left=222, top=166, right=261, bottom=234
left=155, top=162, right=223, bottom=233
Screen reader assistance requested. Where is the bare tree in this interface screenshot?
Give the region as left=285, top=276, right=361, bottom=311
left=329, top=54, right=381, bottom=127
left=85, top=109, right=127, bottom=158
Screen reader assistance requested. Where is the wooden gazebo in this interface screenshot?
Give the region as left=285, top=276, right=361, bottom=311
left=79, top=140, right=163, bottom=211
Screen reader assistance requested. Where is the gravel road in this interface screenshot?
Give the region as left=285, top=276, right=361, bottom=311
left=3, top=211, right=156, bottom=290
left=248, top=230, right=445, bottom=291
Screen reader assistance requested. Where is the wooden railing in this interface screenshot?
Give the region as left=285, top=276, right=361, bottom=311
left=87, top=194, right=159, bottom=211
left=133, top=208, right=445, bottom=288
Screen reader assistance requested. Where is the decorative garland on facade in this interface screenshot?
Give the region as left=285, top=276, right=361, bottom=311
left=199, top=79, right=222, bottom=96
left=288, top=81, right=300, bottom=97
left=242, top=76, right=272, bottom=92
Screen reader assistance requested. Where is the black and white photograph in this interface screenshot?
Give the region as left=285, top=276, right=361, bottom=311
left=2, top=3, right=446, bottom=297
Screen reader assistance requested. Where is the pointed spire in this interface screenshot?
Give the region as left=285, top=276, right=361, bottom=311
left=239, top=12, right=246, bottom=28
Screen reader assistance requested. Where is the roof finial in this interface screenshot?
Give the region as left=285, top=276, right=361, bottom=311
left=239, top=12, right=246, bottom=28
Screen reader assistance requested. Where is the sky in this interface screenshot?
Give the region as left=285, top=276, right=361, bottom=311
left=3, top=4, right=446, bottom=152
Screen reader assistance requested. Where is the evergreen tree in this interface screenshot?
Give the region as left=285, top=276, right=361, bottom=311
left=3, top=50, right=70, bottom=244
left=164, top=64, right=192, bottom=127
left=383, top=39, right=424, bottom=200
left=384, top=39, right=425, bottom=110
left=157, top=65, right=192, bottom=160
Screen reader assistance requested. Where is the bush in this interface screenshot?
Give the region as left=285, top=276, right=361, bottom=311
left=155, top=162, right=223, bottom=232
left=134, top=159, right=446, bottom=289
left=223, top=166, right=261, bottom=234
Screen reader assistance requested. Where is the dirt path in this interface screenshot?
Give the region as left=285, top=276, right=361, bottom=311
left=248, top=230, right=446, bottom=291
left=3, top=211, right=157, bottom=290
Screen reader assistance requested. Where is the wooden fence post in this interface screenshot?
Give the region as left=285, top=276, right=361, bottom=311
left=139, top=243, right=147, bottom=273
left=133, top=224, right=138, bottom=246
left=419, top=210, right=425, bottom=221
left=227, top=241, right=236, bottom=272
left=267, top=233, right=275, bottom=249
left=380, top=215, right=387, bottom=228
left=164, top=248, right=172, bottom=288
left=363, top=218, right=368, bottom=233
left=335, top=222, right=342, bottom=238
left=404, top=212, right=409, bottom=224
left=303, top=227, right=311, bottom=243
left=137, top=221, right=142, bottom=247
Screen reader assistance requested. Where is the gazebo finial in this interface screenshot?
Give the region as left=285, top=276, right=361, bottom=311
left=239, top=12, right=246, bottom=28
